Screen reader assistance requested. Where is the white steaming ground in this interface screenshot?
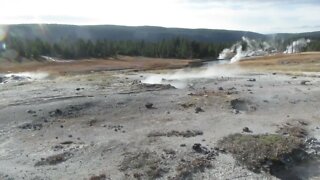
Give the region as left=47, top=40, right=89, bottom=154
left=142, top=65, right=242, bottom=88
left=219, top=37, right=275, bottom=63
left=284, top=38, right=311, bottom=54
left=5, top=72, right=49, bottom=80
left=219, top=37, right=311, bottom=63
left=0, top=72, right=49, bottom=84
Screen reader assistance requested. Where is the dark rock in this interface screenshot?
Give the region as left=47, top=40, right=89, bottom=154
left=18, top=123, right=43, bottom=131
left=298, top=121, right=308, bottom=126
left=218, top=87, right=224, bottom=91
left=148, top=130, right=203, bottom=138
left=145, top=103, right=153, bottom=109
left=180, top=144, right=186, bottom=147
left=301, top=80, right=311, bottom=85
left=35, top=152, right=73, bottom=166
left=60, top=141, right=73, bottom=145
left=233, top=109, right=240, bottom=114
left=192, top=143, right=210, bottom=154
left=248, top=78, right=256, bottom=82
left=195, top=107, right=204, bottom=113
left=89, top=174, right=107, bottom=180
left=50, top=109, right=63, bottom=117
left=231, top=99, right=250, bottom=111
left=243, top=127, right=252, bottom=133
left=75, top=88, right=81, bottom=91
left=26, top=110, right=36, bottom=114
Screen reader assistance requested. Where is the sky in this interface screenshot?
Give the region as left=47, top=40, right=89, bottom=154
left=1, top=0, right=320, bottom=33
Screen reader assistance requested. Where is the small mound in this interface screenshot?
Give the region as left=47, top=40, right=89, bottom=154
left=35, top=152, right=73, bottom=166
left=230, top=99, right=256, bottom=112
left=148, top=130, right=203, bottom=138
left=119, top=150, right=169, bottom=179
left=218, top=133, right=305, bottom=173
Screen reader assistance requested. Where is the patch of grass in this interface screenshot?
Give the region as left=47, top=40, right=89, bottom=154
left=236, top=52, right=320, bottom=73
left=35, top=152, right=73, bottom=166
left=218, top=133, right=304, bottom=173
left=171, top=157, right=212, bottom=180
left=119, top=150, right=169, bottom=180
left=148, top=130, right=203, bottom=138
left=277, top=125, right=308, bottom=138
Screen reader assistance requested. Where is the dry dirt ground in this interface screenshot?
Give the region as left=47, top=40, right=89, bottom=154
left=0, top=53, right=320, bottom=180
left=0, top=56, right=193, bottom=75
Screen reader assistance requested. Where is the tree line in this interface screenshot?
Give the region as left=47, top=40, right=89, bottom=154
left=3, top=37, right=231, bottom=60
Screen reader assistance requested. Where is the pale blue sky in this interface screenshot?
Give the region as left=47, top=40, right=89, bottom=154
left=1, top=0, right=320, bottom=33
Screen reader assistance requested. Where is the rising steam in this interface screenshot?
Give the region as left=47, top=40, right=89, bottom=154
left=218, top=37, right=276, bottom=63
left=218, top=37, right=311, bottom=63
left=284, top=38, right=311, bottom=54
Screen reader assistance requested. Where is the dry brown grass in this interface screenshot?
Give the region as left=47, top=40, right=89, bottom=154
left=234, top=52, right=320, bottom=73
left=0, top=56, right=192, bottom=75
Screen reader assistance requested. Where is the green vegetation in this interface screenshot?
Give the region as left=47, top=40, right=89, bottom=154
left=218, top=133, right=304, bottom=173
left=4, top=37, right=230, bottom=60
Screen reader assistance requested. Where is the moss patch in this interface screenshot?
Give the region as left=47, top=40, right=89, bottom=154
left=218, top=133, right=305, bottom=173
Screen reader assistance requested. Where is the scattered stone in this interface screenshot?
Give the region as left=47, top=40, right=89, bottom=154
left=173, top=157, right=212, bottom=180
left=192, top=143, right=210, bottom=154
left=298, top=120, right=308, bottom=126
left=88, top=118, right=98, bottom=127
left=148, top=130, right=203, bottom=138
left=277, top=124, right=308, bottom=138
left=18, top=123, right=43, bottom=131
left=233, top=109, right=240, bottom=114
left=218, top=87, right=224, bottom=91
left=145, top=103, right=154, bottom=109
left=107, top=125, right=124, bottom=132
left=26, top=110, right=36, bottom=114
left=180, top=144, right=186, bottom=147
left=180, top=103, right=195, bottom=108
left=301, top=80, right=311, bottom=85
left=230, top=99, right=251, bottom=111
left=76, top=88, right=81, bottom=91
left=272, top=73, right=277, bottom=75
left=52, top=145, right=64, bottom=151
left=242, top=127, right=252, bottom=133
left=89, top=174, right=107, bottom=180
left=60, top=141, right=73, bottom=145
left=137, top=83, right=176, bottom=91
left=49, top=109, right=63, bottom=117
left=163, top=149, right=176, bottom=155
left=248, top=78, right=256, bottom=82
left=195, top=107, right=204, bottom=113
left=305, top=138, right=320, bottom=156
left=35, top=152, right=73, bottom=166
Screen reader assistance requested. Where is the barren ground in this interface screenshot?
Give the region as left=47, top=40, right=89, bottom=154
left=0, top=53, right=320, bottom=180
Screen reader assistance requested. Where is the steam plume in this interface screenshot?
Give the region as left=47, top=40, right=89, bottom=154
left=284, top=38, right=311, bottom=54
left=219, top=37, right=275, bottom=63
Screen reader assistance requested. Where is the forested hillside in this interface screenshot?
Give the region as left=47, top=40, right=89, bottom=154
left=1, top=24, right=320, bottom=60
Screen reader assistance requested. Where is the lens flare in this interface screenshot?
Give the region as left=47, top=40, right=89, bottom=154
left=0, top=25, right=8, bottom=41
